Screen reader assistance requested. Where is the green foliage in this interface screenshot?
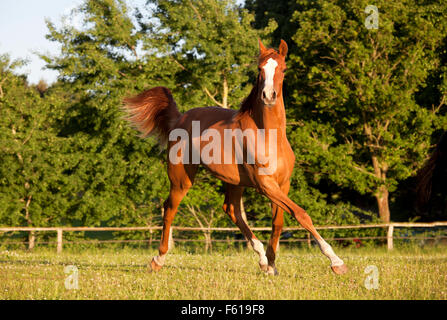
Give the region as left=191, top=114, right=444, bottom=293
left=248, top=0, right=447, bottom=222
left=136, top=0, right=278, bottom=230
left=1, top=0, right=447, bottom=244
left=140, top=0, right=276, bottom=109
left=40, top=0, right=172, bottom=227
left=0, top=55, right=71, bottom=228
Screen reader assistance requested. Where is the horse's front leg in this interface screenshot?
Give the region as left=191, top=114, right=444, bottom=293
left=258, top=177, right=347, bottom=275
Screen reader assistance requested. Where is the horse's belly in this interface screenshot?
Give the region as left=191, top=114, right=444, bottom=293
left=203, top=163, right=255, bottom=187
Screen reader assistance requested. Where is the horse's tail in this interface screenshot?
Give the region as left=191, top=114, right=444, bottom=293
left=416, top=131, right=447, bottom=209
left=123, top=86, right=181, bottom=146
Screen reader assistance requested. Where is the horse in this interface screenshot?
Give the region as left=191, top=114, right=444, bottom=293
left=416, top=131, right=447, bottom=217
left=123, top=40, right=347, bottom=275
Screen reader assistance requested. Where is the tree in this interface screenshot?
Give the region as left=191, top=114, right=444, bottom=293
left=35, top=79, right=48, bottom=97
left=40, top=0, right=274, bottom=232
left=143, top=0, right=276, bottom=109
left=280, top=0, right=447, bottom=222
left=139, top=0, right=277, bottom=226
left=245, top=0, right=300, bottom=50
left=0, top=54, right=72, bottom=245
left=41, top=0, right=173, bottom=228
left=182, top=169, right=227, bottom=251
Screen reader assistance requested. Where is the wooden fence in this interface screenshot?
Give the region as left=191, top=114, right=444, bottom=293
left=1, top=221, right=447, bottom=253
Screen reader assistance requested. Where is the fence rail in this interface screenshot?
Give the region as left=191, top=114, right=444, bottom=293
left=1, top=221, right=447, bottom=252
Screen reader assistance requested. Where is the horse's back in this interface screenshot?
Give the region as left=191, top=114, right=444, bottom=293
left=174, top=106, right=237, bottom=131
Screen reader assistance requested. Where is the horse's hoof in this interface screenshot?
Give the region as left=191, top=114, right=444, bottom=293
left=266, top=266, right=278, bottom=276
left=149, top=258, right=163, bottom=272
left=331, top=264, right=348, bottom=275
left=259, top=263, right=268, bottom=272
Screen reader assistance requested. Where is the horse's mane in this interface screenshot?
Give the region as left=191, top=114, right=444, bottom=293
left=238, top=78, right=260, bottom=116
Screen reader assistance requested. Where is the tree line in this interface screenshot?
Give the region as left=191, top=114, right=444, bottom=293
left=1, top=0, right=446, bottom=241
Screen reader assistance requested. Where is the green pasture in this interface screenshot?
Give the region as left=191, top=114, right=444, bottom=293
left=0, top=245, right=446, bottom=300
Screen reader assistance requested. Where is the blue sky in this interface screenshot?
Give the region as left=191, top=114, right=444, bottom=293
left=0, top=0, right=245, bottom=85
left=0, top=0, right=84, bottom=84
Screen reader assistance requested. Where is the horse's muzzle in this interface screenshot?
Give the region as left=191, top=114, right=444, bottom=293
left=262, top=89, right=277, bottom=106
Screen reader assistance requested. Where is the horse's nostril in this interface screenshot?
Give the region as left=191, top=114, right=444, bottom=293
left=262, top=89, right=276, bottom=103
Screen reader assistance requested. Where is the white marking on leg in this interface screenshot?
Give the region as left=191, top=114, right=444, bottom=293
left=251, top=238, right=268, bottom=266
left=153, top=254, right=166, bottom=267
left=316, top=238, right=344, bottom=267
left=155, top=227, right=174, bottom=267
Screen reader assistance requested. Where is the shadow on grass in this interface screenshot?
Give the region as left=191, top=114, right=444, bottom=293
left=0, top=259, right=148, bottom=273
left=0, top=258, right=302, bottom=280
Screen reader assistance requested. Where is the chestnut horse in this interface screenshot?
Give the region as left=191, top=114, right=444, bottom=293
left=123, top=40, right=347, bottom=275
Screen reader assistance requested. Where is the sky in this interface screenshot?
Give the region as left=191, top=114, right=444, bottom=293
left=0, top=0, right=85, bottom=84
left=0, top=0, right=245, bottom=85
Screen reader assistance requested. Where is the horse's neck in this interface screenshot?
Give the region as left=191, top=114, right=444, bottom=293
left=238, top=84, right=287, bottom=136
left=252, top=96, right=287, bottom=134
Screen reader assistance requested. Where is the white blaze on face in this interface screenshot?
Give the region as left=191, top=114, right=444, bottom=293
left=262, top=58, right=278, bottom=98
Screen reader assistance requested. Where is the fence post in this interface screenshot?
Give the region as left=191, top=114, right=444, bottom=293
left=148, top=229, right=153, bottom=248
left=28, top=231, right=35, bottom=250
left=57, top=229, right=63, bottom=253
left=203, top=228, right=211, bottom=252
left=387, top=224, right=394, bottom=250
left=207, top=228, right=212, bottom=252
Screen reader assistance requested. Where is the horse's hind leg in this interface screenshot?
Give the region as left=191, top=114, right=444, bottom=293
left=222, top=184, right=268, bottom=272
left=150, top=164, right=196, bottom=272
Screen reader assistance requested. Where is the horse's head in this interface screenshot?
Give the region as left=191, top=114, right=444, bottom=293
left=257, top=39, right=288, bottom=106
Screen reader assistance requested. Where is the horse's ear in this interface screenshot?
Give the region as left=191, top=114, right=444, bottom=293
left=258, top=39, right=267, bottom=54
left=279, top=39, right=288, bottom=57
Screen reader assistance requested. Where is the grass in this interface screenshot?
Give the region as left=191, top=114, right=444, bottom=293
left=0, top=245, right=446, bottom=299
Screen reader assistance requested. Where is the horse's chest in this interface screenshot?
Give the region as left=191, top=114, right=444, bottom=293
left=275, top=141, right=295, bottom=181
